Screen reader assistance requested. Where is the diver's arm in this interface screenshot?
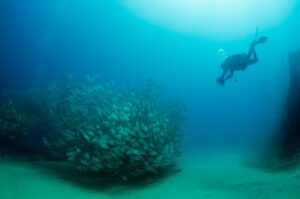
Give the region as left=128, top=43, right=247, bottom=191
left=221, top=68, right=227, bottom=78
left=217, top=68, right=228, bottom=85
left=224, top=69, right=234, bottom=80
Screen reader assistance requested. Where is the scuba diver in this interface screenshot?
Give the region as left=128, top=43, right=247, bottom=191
left=216, top=34, right=268, bottom=86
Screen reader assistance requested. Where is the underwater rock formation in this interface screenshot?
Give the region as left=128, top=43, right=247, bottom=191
left=0, top=102, right=36, bottom=137
left=276, top=50, right=300, bottom=161
left=0, top=90, right=50, bottom=157
left=0, top=75, right=185, bottom=179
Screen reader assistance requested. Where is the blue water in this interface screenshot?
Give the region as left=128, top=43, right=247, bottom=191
left=1, top=0, right=300, bottom=152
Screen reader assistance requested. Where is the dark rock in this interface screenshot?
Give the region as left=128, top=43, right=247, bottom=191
left=276, top=50, right=300, bottom=161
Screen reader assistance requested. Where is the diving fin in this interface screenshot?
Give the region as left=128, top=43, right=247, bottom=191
left=256, top=36, right=268, bottom=44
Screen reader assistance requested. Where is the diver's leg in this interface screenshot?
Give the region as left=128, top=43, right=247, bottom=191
left=247, top=46, right=258, bottom=65
left=247, top=46, right=254, bottom=57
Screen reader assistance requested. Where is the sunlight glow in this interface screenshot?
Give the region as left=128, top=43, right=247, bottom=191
left=122, top=0, right=296, bottom=40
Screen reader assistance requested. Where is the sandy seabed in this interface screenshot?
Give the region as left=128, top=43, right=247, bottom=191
left=1, top=151, right=300, bottom=199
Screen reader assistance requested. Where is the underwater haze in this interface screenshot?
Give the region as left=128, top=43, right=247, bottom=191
left=1, top=1, right=300, bottom=198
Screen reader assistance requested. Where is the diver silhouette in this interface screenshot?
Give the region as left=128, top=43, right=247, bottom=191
left=217, top=36, right=268, bottom=86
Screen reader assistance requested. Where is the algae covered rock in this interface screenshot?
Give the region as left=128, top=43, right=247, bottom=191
left=0, top=91, right=42, bottom=138
left=0, top=90, right=50, bottom=157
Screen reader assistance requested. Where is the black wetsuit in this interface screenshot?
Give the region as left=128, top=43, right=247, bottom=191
left=217, top=45, right=258, bottom=86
